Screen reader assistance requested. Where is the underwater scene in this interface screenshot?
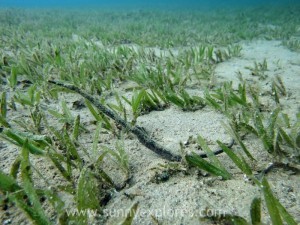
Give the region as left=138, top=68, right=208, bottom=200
left=0, top=0, right=299, bottom=224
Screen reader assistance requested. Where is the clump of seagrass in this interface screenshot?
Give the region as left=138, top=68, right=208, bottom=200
left=48, top=80, right=234, bottom=161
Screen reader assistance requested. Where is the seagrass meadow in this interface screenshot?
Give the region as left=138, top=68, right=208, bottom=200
left=0, top=4, right=299, bottom=225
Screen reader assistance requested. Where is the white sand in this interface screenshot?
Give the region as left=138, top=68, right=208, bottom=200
left=0, top=40, right=299, bottom=224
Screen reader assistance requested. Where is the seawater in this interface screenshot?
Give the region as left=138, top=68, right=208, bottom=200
left=0, top=0, right=298, bottom=9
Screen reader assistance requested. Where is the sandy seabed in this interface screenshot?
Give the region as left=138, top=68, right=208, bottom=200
left=0, top=40, right=299, bottom=225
